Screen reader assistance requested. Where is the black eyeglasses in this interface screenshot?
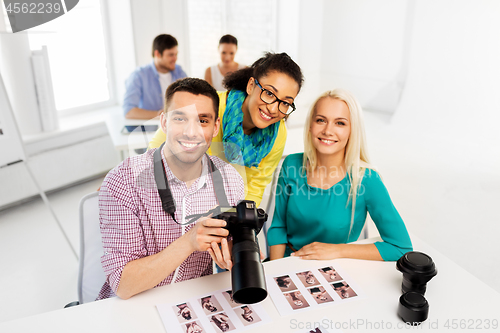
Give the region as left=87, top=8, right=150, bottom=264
left=254, top=79, right=296, bottom=115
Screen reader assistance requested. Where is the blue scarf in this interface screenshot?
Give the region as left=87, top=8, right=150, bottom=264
left=222, top=90, right=280, bottom=168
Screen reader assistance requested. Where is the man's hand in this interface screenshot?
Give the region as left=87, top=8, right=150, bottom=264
left=208, top=238, right=233, bottom=271
left=185, top=217, right=229, bottom=252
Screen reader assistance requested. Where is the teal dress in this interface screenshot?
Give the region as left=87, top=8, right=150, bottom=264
left=267, top=153, right=412, bottom=261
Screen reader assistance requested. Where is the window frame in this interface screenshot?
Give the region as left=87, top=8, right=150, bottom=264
left=27, top=0, right=118, bottom=116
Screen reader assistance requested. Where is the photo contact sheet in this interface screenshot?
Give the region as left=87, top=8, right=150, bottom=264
left=266, top=264, right=363, bottom=317
left=157, top=288, right=270, bottom=333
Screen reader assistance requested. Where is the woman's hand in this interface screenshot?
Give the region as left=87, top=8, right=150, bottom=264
left=291, top=242, right=341, bottom=260
left=292, top=242, right=383, bottom=261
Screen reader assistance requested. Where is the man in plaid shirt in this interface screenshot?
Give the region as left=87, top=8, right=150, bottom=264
left=98, top=78, right=244, bottom=300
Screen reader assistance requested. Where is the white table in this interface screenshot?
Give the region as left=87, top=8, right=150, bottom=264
left=105, top=112, right=160, bottom=160
left=1, top=235, right=498, bottom=332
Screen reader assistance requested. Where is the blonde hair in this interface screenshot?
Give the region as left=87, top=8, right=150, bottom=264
left=303, top=88, right=373, bottom=238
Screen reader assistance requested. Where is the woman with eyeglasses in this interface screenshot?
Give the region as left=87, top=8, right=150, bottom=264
left=149, top=52, right=303, bottom=206
left=267, top=89, right=412, bottom=261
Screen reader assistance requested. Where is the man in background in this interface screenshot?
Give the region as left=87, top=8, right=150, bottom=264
left=123, top=34, right=187, bottom=119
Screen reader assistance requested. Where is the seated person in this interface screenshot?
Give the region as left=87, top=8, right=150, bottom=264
left=149, top=52, right=304, bottom=206
left=98, top=78, right=243, bottom=300
left=123, top=34, right=187, bottom=119
left=204, top=34, right=245, bottom=91
left=267, top=88, right=412, bottom=261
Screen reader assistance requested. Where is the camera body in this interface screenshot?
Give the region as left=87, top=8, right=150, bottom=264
left=214, top=200, right=266, bottom=236
left=213, top=200, right=268, bottom=304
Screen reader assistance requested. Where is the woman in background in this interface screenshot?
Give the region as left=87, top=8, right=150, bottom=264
left=204, top=35, right=245, bottom=91
left=149, top=52, right=303, bottom=206
left=267, top=88, right=412, bottom=261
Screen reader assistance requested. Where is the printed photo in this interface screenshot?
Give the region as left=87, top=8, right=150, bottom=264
left=199, top=295, right=222, bottom=315
left=284, top=291, right=310, bottom=310
left=174, top=302, right=198, bottom=323
left=274, top=275, right=298, bottom=292
left=332, top=281, right=358, bottom=299
left=296, top=270, right=320, bottom=287
left=307, top=286, right=334, bottom=304
left=183, top=320, right=205, bottom=333
left=222, top=290, right=241, bottom=308
left=234, top=305, right=261, bottom=326
left=210, top=312, right=236, bottom=332
left=318, top=266, right=342, bottom=282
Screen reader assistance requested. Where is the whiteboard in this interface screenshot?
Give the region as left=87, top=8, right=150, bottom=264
left=0, top=72, right=26, bottom=167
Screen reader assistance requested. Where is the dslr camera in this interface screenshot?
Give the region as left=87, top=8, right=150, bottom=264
left=213, top=200, right=268, bottom=304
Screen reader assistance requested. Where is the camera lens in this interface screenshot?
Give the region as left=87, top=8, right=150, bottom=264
left=396, top=251, right=437, bottom=295
left=231, top=239, right=268, bottom=304
left=397, top=291, right=429, bottom=325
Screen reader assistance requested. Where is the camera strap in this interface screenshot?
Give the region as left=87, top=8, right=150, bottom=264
left=153, top=143, right=229, bottom=223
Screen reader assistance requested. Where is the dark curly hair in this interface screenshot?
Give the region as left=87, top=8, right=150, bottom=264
left=223, top=52, right=303, bottom=92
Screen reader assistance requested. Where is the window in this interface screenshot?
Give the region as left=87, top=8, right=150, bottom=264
left=26, top=0, right=113, bottom=112
left=186, top=0, right=277, bottom=79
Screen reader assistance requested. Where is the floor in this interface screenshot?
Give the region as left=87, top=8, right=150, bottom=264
left=0, top=176, right=105, bottom=323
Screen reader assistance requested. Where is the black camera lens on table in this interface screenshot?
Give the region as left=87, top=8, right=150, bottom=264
left=397, top=251, right=437, bottom=295
left=213, top=200, right=268, bottom=305
left=396, top=251, right=437, bottom=325
left=398, top=292, right=430, bottom=324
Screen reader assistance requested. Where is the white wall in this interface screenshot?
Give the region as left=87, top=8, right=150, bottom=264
left=129, top=0, right=189, bottom=71
left=106, top=0, right=137, bottom=106
left=384, top=0, right=500, bottom=292
left=281, top=0, right=324, bottom=128
left=319, top=0, right=411, bottom=114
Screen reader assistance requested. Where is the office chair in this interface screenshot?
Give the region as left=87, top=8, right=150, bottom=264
left=262, top=156, right=287, bottom=258
left=77, top=191, right=106, bottom=304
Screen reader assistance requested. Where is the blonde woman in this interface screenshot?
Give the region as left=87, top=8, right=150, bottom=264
left=267, top=89, right=412, bottom=261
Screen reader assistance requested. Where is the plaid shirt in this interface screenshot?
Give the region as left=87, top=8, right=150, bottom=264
left=97, top=148, right=244, bottom=300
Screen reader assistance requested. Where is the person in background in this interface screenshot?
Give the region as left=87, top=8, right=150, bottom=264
left=98, top=78, right=243, bottom=300
left=204, top=34, right=245, bottom=91
left=149, top=52, right=304, bottom=207
left=123, top=34, right=187, bottom=119
left=267, top=88, right=412, bottom=261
